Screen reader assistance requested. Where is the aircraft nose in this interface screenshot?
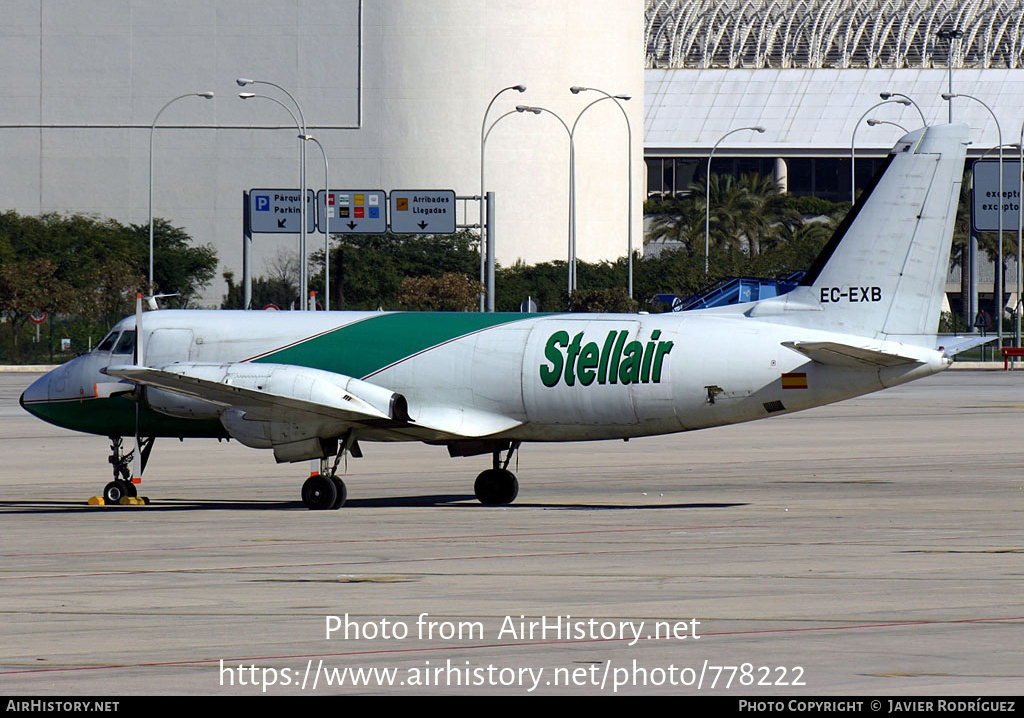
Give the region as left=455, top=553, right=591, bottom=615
left=20, top=370, right=53, bottom=416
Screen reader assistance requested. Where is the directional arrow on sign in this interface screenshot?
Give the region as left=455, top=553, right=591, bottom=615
left=418, top=221, right=429, bottom=230
left=277, top=218, right=287, bottom=229
left=348, top=222, right=358, bottom=230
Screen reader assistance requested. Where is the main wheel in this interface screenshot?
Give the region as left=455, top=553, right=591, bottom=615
left=301, top=474, right=339, bottom=510
left=474, top=468, right=519, bottom=505
left=330, top=476, right=347, bottom=509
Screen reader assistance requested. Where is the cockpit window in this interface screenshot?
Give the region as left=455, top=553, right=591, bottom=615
left=96, top=331, right=120, bottom=353
left=112, top=331, right=137, bottom=355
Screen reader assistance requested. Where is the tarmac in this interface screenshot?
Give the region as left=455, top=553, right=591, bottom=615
left=1, top=369, right=1022, bottom=695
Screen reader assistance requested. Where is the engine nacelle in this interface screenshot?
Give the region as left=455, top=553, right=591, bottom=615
left=146, top=387, right=223, bottom=420
left=144, top=362, right=407, bottom=463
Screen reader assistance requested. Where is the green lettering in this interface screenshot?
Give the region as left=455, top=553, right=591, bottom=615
left=577, top=342, right=600, bottom=386
left=564, top=332, right=584, bottom=386
left=619, top=341, right=643, bottom=384
left=597, top=331, right=616, bottom=385
left=540, top=331, right=569, bottom=387
left=641, top=341, right=656, bottom=383
left=652, top=341, right=674, bottom=383
left=609, top=330, right=628, bottom=385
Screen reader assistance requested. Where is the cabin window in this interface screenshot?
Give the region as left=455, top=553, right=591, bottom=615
left=112, top=331, right=137, bottom=355
left=95, top=332, right=120, bottom=353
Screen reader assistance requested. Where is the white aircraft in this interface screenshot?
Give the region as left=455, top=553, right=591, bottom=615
left=21, top=123, right=984, bottom=509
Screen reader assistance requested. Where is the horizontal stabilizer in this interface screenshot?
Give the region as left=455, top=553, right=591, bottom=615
left=939, top=335, right=997, bottom=358
left=782, top=341, right=922, bottom=368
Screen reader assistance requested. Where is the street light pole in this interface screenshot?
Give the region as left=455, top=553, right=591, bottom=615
left=239, top=92, right=303, bottom=307
left=301, top=134, right=330, bottom=311
left=705, top=126, right=765, bottom=275
left=479, top=104, right=530, bottom=313
left=570, top=86, right=634, bottom=299
left=944, top=92, right=1004, bottom=349
left=479, top=85, right=526, bottom=311
left=937, top=29, right=963, bottom=123
left=516, top=106, right=575, bottom=294
left=851, top=98, right=912, bottom=205
left=238, top=78, right=309, bottom=305
left=148, top=91, right=214, bottom=295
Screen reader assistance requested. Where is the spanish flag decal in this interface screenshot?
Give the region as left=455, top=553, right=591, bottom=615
left=781, top=372, right=808, bottom=390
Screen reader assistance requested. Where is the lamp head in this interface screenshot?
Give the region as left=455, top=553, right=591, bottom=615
left=197, top=92, right=215, bottom=99
left=238, top=92, right=256, bottom=99
left=236, top=78, right=253, bottom=87
left=516, top=105, right=541, bottom=114
left=512, top=84, right=526, bottom=92
left=570, top=86, right=586, bottom=94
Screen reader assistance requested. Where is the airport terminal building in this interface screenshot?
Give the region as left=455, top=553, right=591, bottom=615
left=644, top=0, right=1024, bottom=320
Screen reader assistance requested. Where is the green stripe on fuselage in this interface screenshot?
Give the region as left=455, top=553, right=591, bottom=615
left=23, top=396, right=227, bottom=438
left=251, top=312, right=536, bottom=378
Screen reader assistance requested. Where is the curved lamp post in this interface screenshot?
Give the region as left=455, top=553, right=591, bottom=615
left=945, top=92, right=1004, bottom=348
left=239, top=92, right=304, bottom=308
left=478, top=84, right=526, bottom=311
left=850, top=98, right=912, bottom=204
left=570, top=86, right=634, bottom=299
left=878, top=92, right=927, bottom=127
left=301, top=134, right=330, bottom=311
left=706, top=126, right=765, bottom=275
left=238, top=78, right=309, bottom=305
left=515, top=105, right=576, bottom=294
left=148, top=91, right=214, bottom=294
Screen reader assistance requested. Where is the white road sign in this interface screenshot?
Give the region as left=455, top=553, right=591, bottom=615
left=249, top=189, right=315, bottom=234
left=389, top=190, right=457, bottom=234
left=972, top=159, right=1022, bottom=233
left=318, top=190, right=387, bottom=234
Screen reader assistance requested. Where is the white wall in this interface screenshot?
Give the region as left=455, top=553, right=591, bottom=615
left=0, top=0, right=644, bottom=306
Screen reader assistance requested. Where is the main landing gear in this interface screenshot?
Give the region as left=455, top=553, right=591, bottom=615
left=300, top=437, right=353, bottom=510
left=103, top=436, right=153, bottom=504
left=301, top=472, right=347, bottom=510
left=474, top=441, right=520, bottom=505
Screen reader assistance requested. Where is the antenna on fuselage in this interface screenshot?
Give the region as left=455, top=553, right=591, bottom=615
left=146, top=293, right=179, bottom=311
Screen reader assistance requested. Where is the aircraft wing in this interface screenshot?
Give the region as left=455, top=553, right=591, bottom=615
left=103, top=362, right=521, bottom=442
left=781, top=341, right=922, bottom=368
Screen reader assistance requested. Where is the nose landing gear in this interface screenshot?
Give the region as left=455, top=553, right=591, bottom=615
left=474, top=441, right=520, bottom=505
left=102, top=436, right=153, bottom=505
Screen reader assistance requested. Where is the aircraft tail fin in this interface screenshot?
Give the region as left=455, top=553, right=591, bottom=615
left=749, top=124, right=968, bottom=345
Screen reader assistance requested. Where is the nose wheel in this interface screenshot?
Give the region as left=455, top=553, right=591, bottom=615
left=103, top=479, right=137, bottom=504
left=474, top=441, right=521, bottom=505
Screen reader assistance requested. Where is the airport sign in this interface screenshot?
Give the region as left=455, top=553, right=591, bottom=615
left=389, top=190, right=457, bottom=234
left=319, top=190, right=387, bottom=234
left=248, top=189, right=315, bottom=234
